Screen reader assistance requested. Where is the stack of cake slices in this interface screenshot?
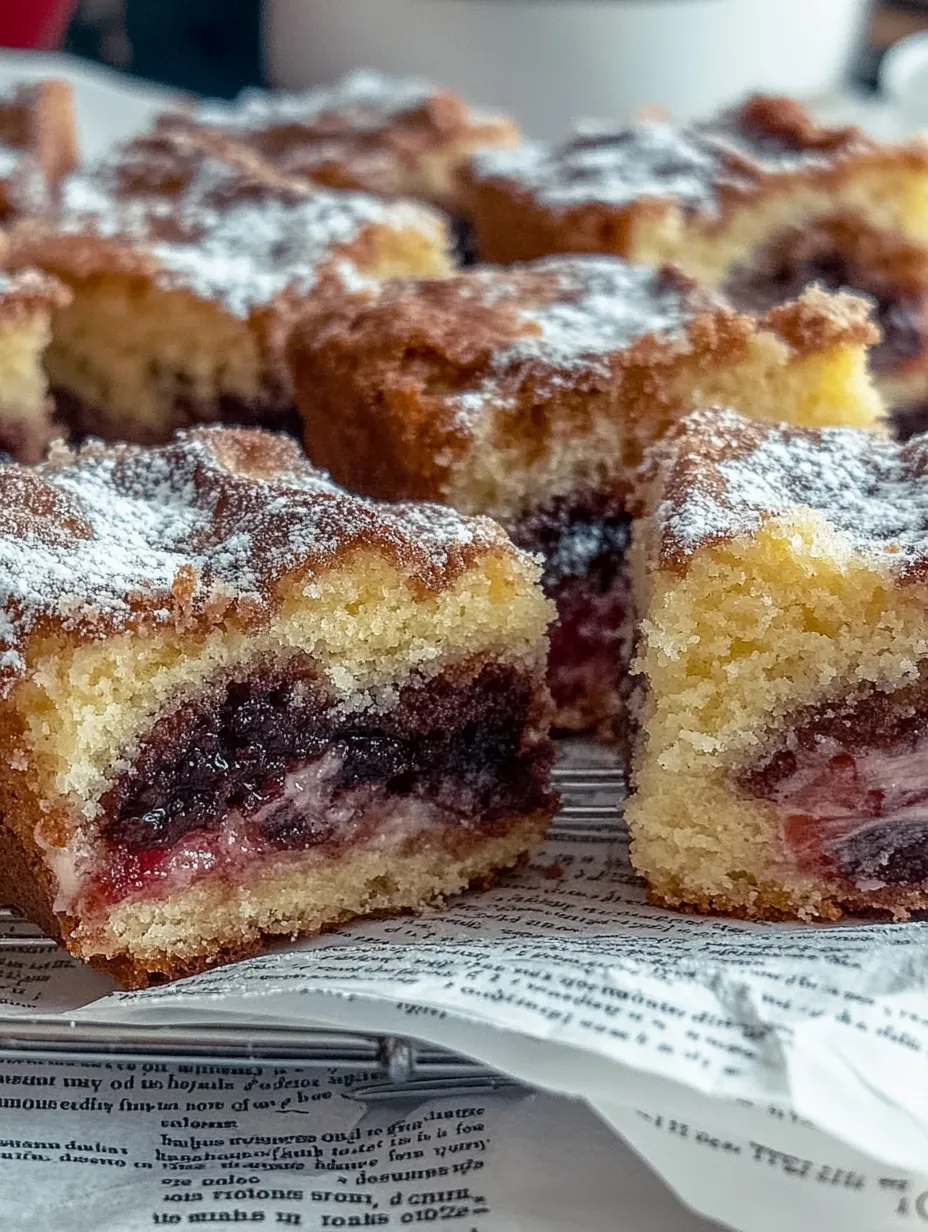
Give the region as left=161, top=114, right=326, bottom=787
left=2, top=70, right=928, bottom=986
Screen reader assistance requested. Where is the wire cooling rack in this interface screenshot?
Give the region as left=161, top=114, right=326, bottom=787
left=0, top=751, right=622, bottom=1091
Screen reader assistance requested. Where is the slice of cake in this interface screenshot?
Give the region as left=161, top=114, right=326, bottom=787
left=287, top=254, right=884, bottom=735
left=0, top=79, right=78, bottom=222
left=6, top=128, right=452, bottom=444
left=160, top=68, right=519, bottom=213
left=0, top=268, right=70, bottom=462
left=628, top=406, right=928, bottom=921
left=462, top=95, right=928, bottom=282
left=0, top=426, right=555, bottom=986
left=725, top=215, right=928, bottom=441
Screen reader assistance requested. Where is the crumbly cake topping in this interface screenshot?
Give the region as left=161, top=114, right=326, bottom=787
left=0, top=427, right=513, bottom=689
left=496, top=256, right=697, bottom=363
left=163, top=70, right=516, bottom=199
left=193, top=68, right=508, bottom=138
left=308, top=256, right=711, bottom=431
left=44, top=132, right=424, bottom=316
left=197, top=69, right=442, bottom=130
left=648, top=407, right=928, bottom=570
left=469, top=95, right=903, bottom=217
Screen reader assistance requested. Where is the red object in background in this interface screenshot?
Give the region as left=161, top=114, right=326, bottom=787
left=0, top=0, right=78, bottom=49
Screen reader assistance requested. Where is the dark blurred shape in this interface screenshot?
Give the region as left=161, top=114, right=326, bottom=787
left=65, top=0, right=263, bottom=97
left=859, top=1, right=928, bottom=89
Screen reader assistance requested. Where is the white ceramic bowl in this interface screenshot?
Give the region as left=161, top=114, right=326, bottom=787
left=266, top=0, right=871, bottom=137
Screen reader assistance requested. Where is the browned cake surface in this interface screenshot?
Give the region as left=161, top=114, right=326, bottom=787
left=8, top=127, right=448, bottom=312
left=629, top=407, right=928, bottom=920
left=5, top=128, right=451, bottom=442
left=0, top=426, right=554, bottom=983
left=462, top=95, right=928, bottom=276
left=641, top=406, right=928, bottom=573
left=0, top=427, right=519, bottom=671
left=161, top=69, right=519, bottom=210
left=291, top=254, right=879, bottom=516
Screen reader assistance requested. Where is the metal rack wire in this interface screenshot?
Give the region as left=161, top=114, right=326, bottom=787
left=0, top=756, right=623, bottom=1086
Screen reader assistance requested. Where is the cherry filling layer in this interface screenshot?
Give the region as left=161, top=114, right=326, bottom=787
left=724, top=226, right=928, bottom=379
left=739, top=682, right=928, bottom=887
left=84, top=662, right=554, bottom=908
left=508, top=493, right=631, bottom=729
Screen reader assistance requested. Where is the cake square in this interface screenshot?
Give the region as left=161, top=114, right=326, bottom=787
left=0, top=426, right=555, bottom=986
left=6, top=127, right=452, bottom=444
left=628, top=405, right=928, bottom=920
left=0, top=268, right=70, bottom=461
left=0, top=79, right=78, bottom=222
left=159, top=68, right=519, bottom=213
left=287, top=253, right=884, bottom=735
left=461, top=95, right=928, bottom=280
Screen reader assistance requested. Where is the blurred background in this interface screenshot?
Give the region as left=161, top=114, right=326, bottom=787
left=4, top=0, right=928, bottom=134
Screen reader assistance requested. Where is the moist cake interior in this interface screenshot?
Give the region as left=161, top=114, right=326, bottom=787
left=75, top=657, right=553, bottom=924
left=627, top=407, right=928, bottom=919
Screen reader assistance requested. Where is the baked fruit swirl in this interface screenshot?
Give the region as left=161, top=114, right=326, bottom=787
left=0, top=427, right=555, bottom=986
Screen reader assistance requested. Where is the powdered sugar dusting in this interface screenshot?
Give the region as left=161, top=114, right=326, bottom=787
left=470, top=109, right=846, bottom=216
left=444, top=256, right=698, bottom=429
left=658, top=408, right=928, bottom=565
left=473, top=124, right=721, bottom=210
left=53, top=134, right=428, bottom=317
left=196, top=69, right=439, bottom=131
left=508, top=256, right=692, bottom=365
left=0, top=429, right=511, bottom=692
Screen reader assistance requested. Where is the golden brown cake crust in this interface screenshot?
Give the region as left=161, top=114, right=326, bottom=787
left=0, top=425, right=523, bottom=695
left=462, top=94, right=928, bottom=265
left=6, top=129, right=447, bottom=313
left=289, top=256, right=877, bottom=511
left=636, top=406, right=928, bottom=575
left=647, top=878, right=928, bottom=923
left=160, top=69, right=519, bottom=208
left=3, top=128, right=451, bottom=445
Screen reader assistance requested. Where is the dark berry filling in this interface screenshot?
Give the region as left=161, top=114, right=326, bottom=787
left=739, top=678, right=928, bottom=885
left=891, top=401, right=928, bottom=443
left=451, top=214, right=479, bottom=267
left=100, top=661, right=554, bottom=874
left=508, top=493, right=631, bottom=730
